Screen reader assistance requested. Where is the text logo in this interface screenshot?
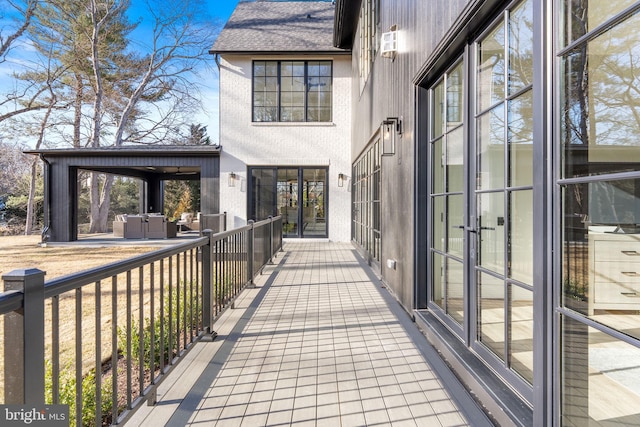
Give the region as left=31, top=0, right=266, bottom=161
left=0, top=405, right=69, bottom=427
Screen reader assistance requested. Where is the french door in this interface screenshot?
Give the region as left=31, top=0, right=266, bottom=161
left=428, top=0, right=535, bottom=403
left=250, top=167, right=327, bottom=238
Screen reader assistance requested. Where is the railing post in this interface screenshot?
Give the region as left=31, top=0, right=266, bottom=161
left=223, top=211, right=227, bottom=232
left=268, top=216, right=274, bottom=264
left=247, top=220, right=255, bottom=288
left=3, top=268, right=46, bottom=405
left=202, top=229, right=213, bottom=334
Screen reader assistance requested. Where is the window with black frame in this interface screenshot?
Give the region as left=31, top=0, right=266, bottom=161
left=559, top=1, right=640, bottom=425
left=252, top=60, right=332, bottom=122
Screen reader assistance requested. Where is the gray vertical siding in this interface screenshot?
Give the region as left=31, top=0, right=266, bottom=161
left=351, top=0, right=470, bottom=310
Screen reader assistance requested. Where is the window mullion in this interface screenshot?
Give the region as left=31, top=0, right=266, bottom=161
left=304, top=62, right=308, bottom=122
left=276, top=61, right=281, bottom=122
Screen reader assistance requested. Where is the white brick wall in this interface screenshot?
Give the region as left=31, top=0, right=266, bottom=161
left=218, top=55, right=352, bottom=241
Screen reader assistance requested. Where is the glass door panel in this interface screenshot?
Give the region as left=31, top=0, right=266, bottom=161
left=447, top=258, right=465, bottom=324
left=251, top=168, right=276, bottom=220
left=509, top=189, right=533, bottom=284
left=477, top=191, right=505, bottom=274
left=510, top=284, right=533, bottom=384
left=473, top=0, right=534, bottom=401
left=477, top=105, right=505, bottom=191
left=447, top=194, right=464, bottom=258
left=277, top=168, right=299, bottom=237
left=302, top=168, right=327, bottom=237
left=478, top=271, right=505, bottom=360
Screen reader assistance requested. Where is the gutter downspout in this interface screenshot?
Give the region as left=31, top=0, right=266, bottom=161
left=39, top=153, right=51, bottom=243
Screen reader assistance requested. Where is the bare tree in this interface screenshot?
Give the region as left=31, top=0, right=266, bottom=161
left=24, top=52, right=66, bottom=234
left=82, top=0, right=218, bottom=232
left=111, top=0, right=218, bottom=146
left=3, top=0, right=220, bottom=234
left=0, top=0, right=37, bottom=61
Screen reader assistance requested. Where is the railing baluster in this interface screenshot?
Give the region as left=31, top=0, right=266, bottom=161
left=126, top=270, right=132, bottom=409
left=52, top=295, right=59, bottom=404
left=182, top=251, right=187, bottom=350
left=95, top=280, right=102, bottom=427
left=138, top=266, right=144, bottom=398
left=111, top=275, right=118, bottom=425
left=75, top=287, right=82, bottom=426
left=175, top=253, right=180, bottom=358
left=159, top=259, right=165, bottom=373
left=189, top=249, right=193, bottom=343
left=196, top=245, right=201, bottom=332
left=150, top=262, right=155, bottom=385
left=168, top=256, right=174, bottom=366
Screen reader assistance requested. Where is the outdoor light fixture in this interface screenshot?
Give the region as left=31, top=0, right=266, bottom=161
left=228, top=172, right=237, bottom=187
left=338, top=173, right=346, bottom=187
left=381, top=117, right=402, bottom=156
left=381, top=25, right=398, bottom=60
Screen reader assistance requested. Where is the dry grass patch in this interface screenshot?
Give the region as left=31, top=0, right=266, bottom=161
left=0, top=235, right=162, bottom=279
left=0, top=234, right=174, bottom=407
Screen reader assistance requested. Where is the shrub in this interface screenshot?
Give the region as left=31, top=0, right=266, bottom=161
left=118, top=281, right=201, bottom=372
left=45, top=361, right=113, bottom=427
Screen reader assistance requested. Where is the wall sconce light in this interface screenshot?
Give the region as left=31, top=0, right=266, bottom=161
left=338, top=173, right=347, bottom=187
left=382, top=117, right=402, bottom=156
left=228, top=172, right=237, bottom=187
left=381, top=25, right=398, bottom=60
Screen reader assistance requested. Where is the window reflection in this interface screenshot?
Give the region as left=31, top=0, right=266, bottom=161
left=478, top=23, right=505, bottom=111
left=510, top=190, right=533, bottom=284
left=433, top=252, right=445, bottom=309
left=561, top=11, right=640, bottom=178
left=562, top=316, right=640, bottom=425
left=478, top=272, right=505, bottom=360
left=432, top=79, right=445, bottom=139
left=447, top=62, right=464, bottom=127
left=447, top=259, right=464, bottom=324
left=510, top=285, right=533, bottom=384
left=477, top=105, right=506, bottom=191
left=562, top=0, right=639, bottom=47
left=478, top=191, right=505, bottom=275
left=447, top=194, right=464, bottom=258
left=508, top=90, right=533, bottom=187
left=508, top=0, right=533, bottom=94
left=562, top=179, right=640, bottom=341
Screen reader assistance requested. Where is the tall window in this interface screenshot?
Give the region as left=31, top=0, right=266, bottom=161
left=559, top=2, right=640, bottom=425
left=352, top=140, right=381, bottom=263
left=358, top=0, right=379, bottom=91
left=252, top=60, right=332, bottom=122
left=430, top=59, right=466, bottom=326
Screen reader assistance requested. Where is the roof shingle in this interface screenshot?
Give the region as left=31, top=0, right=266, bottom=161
left=210, top=1, right=346, bottom=54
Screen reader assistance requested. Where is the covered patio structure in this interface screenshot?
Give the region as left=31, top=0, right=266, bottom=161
left=25, top=145, right=221, bottom=242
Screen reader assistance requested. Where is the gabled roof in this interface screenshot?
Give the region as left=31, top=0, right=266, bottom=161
left=210, top=1, right=348, bottom=55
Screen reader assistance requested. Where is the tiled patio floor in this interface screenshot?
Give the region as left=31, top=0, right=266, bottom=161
left=126, top=241, right=493, bottom=427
